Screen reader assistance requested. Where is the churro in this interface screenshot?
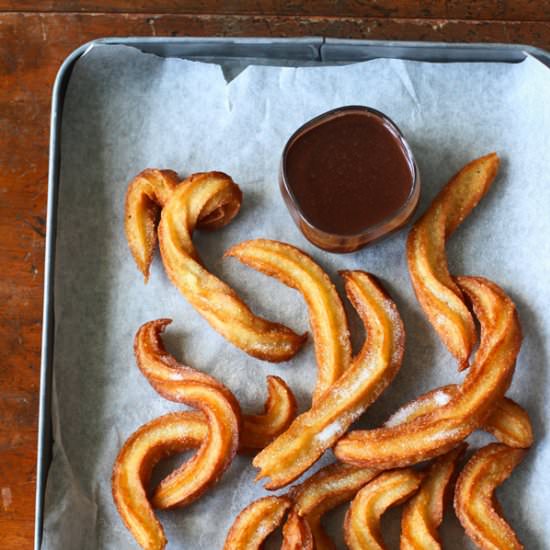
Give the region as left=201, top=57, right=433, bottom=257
left=156, top=171, right=306, bottom=362
left=281, top=510, right=314, bottom=550
left=112, top=412, right=207, bottom=550
left=134, top=319, right=240, bottom=509
left=454, top=443, right=526, bottom=550
left=125, top=169, right=180, bottom=281
left=345, top=469, right=423, bottom=550
left=407, top=153, right=499, bottom=369
left=385, top=385, right=533, bottom=449
left=286, top=462, right=379, bottom=550
left=335, top=277, right=522, bottom=469
left=240, top=375, right=297, bottom=452
left=401, top=444, right=466, bottom=550
left=253, top=271, right=405, bottom=488
left=223, top=496, right=292, bottom=550
left=227, top=238, right=351, bottom=400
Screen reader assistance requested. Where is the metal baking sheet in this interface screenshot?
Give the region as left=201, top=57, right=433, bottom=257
left=37, top=37, right=550, bottom=549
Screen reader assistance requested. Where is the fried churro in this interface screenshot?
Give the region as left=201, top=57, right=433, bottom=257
left=125, top=169, right=180, bottom=282
left=401, top=444, right=466, bottom=550
left=253, top=271, right=405, bottom=489
left=281, top=510, right=314, bottom=550
left=287, top=462, right=379, bottom=550
left=112, top=412, right=207, bottom=550
left=155, top=171, right=306, bottom=362
left=385, top=385, right=533, bottom=449
left=335, top=277, right=522, bottom=469
left=227, top=238, right=351, bottom=401
left=345, top=469, right=423, bottom=550
left=223, top=496, right=292, bottom=550
left=240, top=375, right=297, bottom=453
left=454, top=443, right=526, bottom=550
left=134, top=319, right=240, bottom=508
left=407, top=153, right=499, bottom=369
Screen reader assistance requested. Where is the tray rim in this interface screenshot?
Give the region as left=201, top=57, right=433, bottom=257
left=36, top=35, right=550, bottom=549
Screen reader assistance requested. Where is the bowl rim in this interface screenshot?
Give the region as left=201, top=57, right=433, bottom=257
left=280, top=105, right=420, bottom=241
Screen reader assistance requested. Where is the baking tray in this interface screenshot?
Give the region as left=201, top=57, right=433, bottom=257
left=37, top=36, right=550, bottom=549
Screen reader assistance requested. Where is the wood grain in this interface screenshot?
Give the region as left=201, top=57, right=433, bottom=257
left=0, top=5, right=548, bottom=549
left=0, top=1, right=549, bottom=21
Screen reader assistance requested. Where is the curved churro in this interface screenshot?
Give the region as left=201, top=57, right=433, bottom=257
left=134, top=319, right=240, bottom=509
left=482, top=398, right=533, bottom=449
left=114, top=320, right=299, bottom=547
left=385, top=385, right=533, bottom=449
left=281, top=510, right=314, bottom=550
left=401, top=444, right=466, bottom=550
left=157, top=171, right=306, bottom=362
left=112, top=412, right=207, bottom=550
left=407, top=153, right=500, bottom=369
left=125, top=169, right=180, bottom=282
left=240, top=375, right=297, bottom=453
left=287, top=462, right=379, bottom=550
left=335, top=277, right=522, bottom=469
left=344, top=469, right=423, bottom=550
left=284, top=390, right=526, bottom=550
left=253, top=271, right=405, bottom=489
left=136, top=319, right=297, bottom=453
left=454, top=443, right=526, bottom=550
left=223, top=496, right=292, bottom=550
left=227, top=239, right=351, bottom=401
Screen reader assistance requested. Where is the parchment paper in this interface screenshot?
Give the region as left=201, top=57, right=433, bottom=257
left=42, top=44, right=550, bottom=549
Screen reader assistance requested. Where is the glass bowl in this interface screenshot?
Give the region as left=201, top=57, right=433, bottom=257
left=279, top=106, right=420, bottom=253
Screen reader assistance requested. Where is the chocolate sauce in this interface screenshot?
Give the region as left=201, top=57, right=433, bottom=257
left=284, top=110, right=414, bottom=235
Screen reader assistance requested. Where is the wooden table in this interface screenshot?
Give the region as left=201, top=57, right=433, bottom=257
left=1, top=2, right=549, bottom=547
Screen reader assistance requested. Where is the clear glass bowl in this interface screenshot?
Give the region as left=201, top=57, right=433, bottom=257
left=279, top=106, right=420, bottom=253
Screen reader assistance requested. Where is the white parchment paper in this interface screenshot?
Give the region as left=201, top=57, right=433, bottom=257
left=42, top=44, right=550, bottom=549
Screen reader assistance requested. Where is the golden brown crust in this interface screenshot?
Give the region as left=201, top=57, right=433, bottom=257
left=134, top=318, right=232, bottom=396
left=454, top=443, right=526, bottom=550
left=240, top=375, right=297, bottom=453
left=114, top=320, right=300, bottom=548
left=253, top=271, right=405, bottom=489
left=385, top=386, right=533, bottom=449
left=400, top=444, right=466, bottom=550
left=483, top=397, right=534, bottom=449
left=223, top=496, right=292, bottom=550
left=383, top=386, right=461, bottom=429
left=281, top=510, right=314, bottom=550
left=111, top=412, right=207, bottom=550
left=289, top=462, right=380, bottom=550
left=290, top=462, right=378, bottom=518
left=134, top=319, right=241, bottom=509
left=157, top=172, right=306, bottom=362
left=289, top=397, right=512, bottom=550
left=407, top=153, right=500, bottom=369
left=227, top=238, right=351, bottom=401
left=125, top=169, right=180, bottom=281
left=335, top=277, right=522, bottom=469
left=282, top=385, right=523, bottom=550
left=344, top=469, right=423, bottom=550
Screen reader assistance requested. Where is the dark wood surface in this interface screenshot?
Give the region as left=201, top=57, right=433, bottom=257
left=1, top=2, right=549, bottom=547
